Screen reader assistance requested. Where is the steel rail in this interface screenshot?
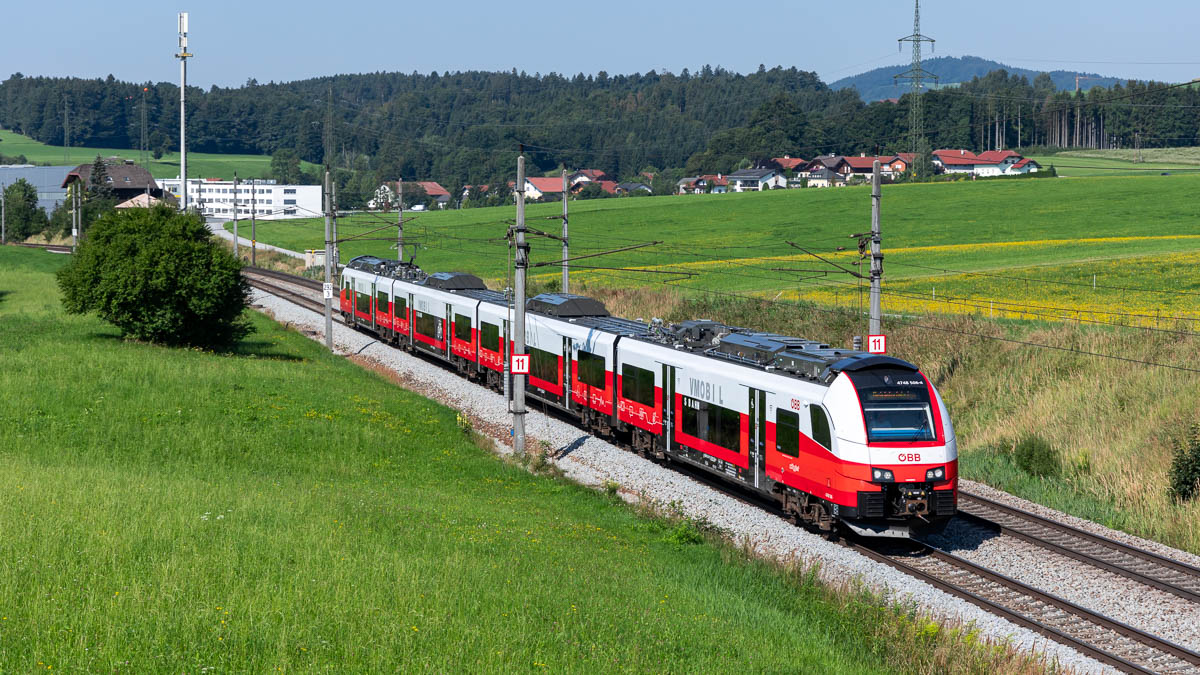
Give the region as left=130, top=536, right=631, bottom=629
left=243, top=265, right=323, bottom=291
left=847, top=539, right=1200, bottom=674
left=958, top=490, right=1200, bottom=605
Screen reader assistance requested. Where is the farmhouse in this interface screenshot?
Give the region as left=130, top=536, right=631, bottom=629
left=62, top=159, right=162, bottom=202
left=802, top=156, right=852, bottom=188
left=727, top=168, right=786, bottom=192
left=568, top=169, right=610, bottom=187
left=524, top=176, right=567, bottom=201
left=615, top=181, right=651, bottom=195
left=932, top=149, right=1040, bottom=177
left=677, top=174, right=728, bottom=194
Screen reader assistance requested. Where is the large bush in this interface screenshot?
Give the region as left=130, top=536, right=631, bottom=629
left=56, top=205, right=251, bottom=348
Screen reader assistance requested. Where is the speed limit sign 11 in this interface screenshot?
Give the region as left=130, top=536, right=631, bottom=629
left=511, top=354, right=530, bottom=375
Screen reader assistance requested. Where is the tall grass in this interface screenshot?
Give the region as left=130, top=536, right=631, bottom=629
left=0, top=246, right=1044, bottom=672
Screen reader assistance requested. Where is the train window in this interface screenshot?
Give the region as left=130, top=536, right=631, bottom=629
left=810, top=406, right=832, bottom=450
left=481, top=322, right=501, bottom=352
left=620, top=364, right=655, bottom=407
left=454, top=313, right=472, bottom=342
left=680, top=396, right=741, bottom=451
left=530, top=347, right=559, bottom=384
left=394, top=295, right=407, bottom=317
left=377, top=290, right=389, bottom=313
left=577, top=350, right=606, bottom=389
left=355, top=290, right=371, bottom=314
left=413, top=311, right=440, bottom=340
left=776, top=409, right=800, bottom=457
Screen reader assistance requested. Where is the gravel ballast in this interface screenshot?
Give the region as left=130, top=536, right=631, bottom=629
left=251, top=288, right=1146, bottom=673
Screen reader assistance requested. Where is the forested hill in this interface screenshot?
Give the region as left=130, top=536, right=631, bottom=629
left=0, top=67, right=855, bottom=185
left=830, top=56, right=1125, bottom=102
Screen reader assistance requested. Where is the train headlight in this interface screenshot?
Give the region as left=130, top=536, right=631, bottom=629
left=871, top=468, right=894, bottom=482
left=925, top=466, right=946, bottom=482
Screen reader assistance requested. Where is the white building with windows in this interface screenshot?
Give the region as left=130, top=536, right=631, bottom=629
left=159, top=178, right=322, bottom=220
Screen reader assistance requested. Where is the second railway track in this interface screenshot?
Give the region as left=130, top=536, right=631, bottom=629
left=958, top=490, right=1200, bottom=605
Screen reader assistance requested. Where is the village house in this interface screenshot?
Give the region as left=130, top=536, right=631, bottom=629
left=615, top=182, right=652, bottom=195
left=524, top=176, right=568, bottom=201
left=676, top=174, right=727, bottom=194
left=802, top=156, right=852, bottom=188
left=416, top=181, right=451, bottom=208
left=62, top=159, right=163, bottom=202
left=726, top=168, right=786, bottom=192
left=931, top=149, right=1040, bottom=177
left=568, top=169, right=609, bottom=187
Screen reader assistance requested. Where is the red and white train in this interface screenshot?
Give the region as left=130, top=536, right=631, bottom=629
left=340, top=255, right=957, bottom=537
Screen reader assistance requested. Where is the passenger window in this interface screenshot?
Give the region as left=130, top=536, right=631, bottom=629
left=577, top=350, right=606, bottom=389
left=481, top=322, right=501, bottom=351
left=620, top=364, right=655, bottom=407
left=776, top=409, right=800, bottom=457
left=810, top=406, right=832, bottom=450
left=680, top=396, right=741, bottom=451
left=377, top=290, right=389, bottom=312
left=454, top=313, right=472, bottom=342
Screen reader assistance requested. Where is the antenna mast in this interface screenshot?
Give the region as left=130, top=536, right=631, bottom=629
left=894, top=0, right=937, bottom=154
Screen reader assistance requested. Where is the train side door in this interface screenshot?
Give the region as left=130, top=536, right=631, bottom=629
left=750, top=389, right=769, bottom=490
left=663, top=365, right=675, bottom=454
left=443, top=302, right=452, bottom=358
left=370, top=281, right=377, bottom=331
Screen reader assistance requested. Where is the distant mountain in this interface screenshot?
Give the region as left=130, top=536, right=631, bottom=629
left=830, top=56, right=1128, bottom=102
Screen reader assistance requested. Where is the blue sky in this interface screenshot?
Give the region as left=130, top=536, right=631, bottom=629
left=6, top=1, right=1199, bottom=88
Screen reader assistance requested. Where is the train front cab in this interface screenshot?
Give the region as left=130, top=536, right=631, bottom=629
left=823, top=359, right=958, bottom=537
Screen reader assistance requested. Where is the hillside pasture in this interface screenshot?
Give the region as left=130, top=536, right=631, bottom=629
left=0, top=129, right=318, bottom=180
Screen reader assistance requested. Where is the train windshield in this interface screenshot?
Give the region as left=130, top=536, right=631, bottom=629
left=850, top=368, right=936, bottom=442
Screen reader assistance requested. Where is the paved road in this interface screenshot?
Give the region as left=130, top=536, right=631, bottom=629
left=206, top=218, right=305, bottom=261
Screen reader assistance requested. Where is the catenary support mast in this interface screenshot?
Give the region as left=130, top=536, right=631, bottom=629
left=176, top=12, right=191, bottom=212
left=513, top=155, right=528, bottom=456
left=561, top=169, right=569, bottom=293
left=323, top=169, right=333, bottom=351
left=869, top=161, right=883, bottom=336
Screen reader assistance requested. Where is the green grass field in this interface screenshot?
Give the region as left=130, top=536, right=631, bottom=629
left=0, top=245, right=1036, bottom=673
left=0, top=129, right=318, bottom=180
left=239, top=172, right=1200, bottom=313
left=1026, top=148, right=1200, bottom=177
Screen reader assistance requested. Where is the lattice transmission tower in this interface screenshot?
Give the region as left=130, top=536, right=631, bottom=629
left=894, top=0, right=937, bottom=154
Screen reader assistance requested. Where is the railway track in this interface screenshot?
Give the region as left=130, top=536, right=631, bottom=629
left=242, top=267, right=336, bottom=320
left=243, top=265, right=1200, bottom=672
left=958, top=490, right=1200, bottom=605
left=848, top=539, right=1200, bottom=674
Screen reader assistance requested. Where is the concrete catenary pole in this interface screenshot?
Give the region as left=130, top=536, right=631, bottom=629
left=1, top=180, right=6, bottom=245
left=869, top=160, right=883, bottom=336
left=71, top=185, right=79, bottom=254
left=323, top=170, right=334, bottom=351
left=561, top=169, right=569, bottom=293
left=331, top=179, right=339, bottom=269
left=232, top=173, right=239, bottom=260
left=250, top=179, right=257, bottom=265
left=397, top=179, right=404, bottom=261
left=176, top=12, right=191, bottom=213
left=513, top=154, right=528, bottom=456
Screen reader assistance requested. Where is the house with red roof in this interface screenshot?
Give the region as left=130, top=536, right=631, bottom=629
left=676, top=174, right=728, bottom=194
left=932, top=149, right=1040, bottom=176
left=524, top=176, right=568, bottom=201
left=416, top=181, right=451, bottom=208
left=771, top=155, right=807, bottom=172
left=568, top=169, right=610, bottom=187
